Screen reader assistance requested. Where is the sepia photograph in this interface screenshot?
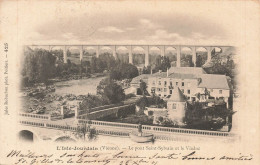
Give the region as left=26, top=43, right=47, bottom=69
left=0, top=0, right=259, bottom=164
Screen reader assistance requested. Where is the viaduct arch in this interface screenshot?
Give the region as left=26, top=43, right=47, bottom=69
left=18, top=130, right=39, bottom=142
left=25, top=45, right=231, bottom=67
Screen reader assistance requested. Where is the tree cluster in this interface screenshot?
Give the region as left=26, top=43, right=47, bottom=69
left=142, top=56, right=171, bottom=74
left=203, top=55, right=235, bottom=77
left=96, top=78, right=125, bottom=104
left=136, top=95, right=167, bottom=115
left=110, top=63, right=139, bottom=80
left=80, top=94, right=109, bottom=113
left=22, top=48, right=56, bottom=85
left=90, top=53, right=117, bottom=73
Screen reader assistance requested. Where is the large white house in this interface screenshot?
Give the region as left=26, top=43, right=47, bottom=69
left=131, top=67, right=231, bottom=108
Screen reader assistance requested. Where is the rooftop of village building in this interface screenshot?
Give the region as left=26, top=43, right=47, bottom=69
left=168, top=67, right=207, bottom=74
left=131, top=67, right=230, bottom=90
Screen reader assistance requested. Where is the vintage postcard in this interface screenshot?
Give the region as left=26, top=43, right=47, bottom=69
left=0, top=0, right=259, bottom=164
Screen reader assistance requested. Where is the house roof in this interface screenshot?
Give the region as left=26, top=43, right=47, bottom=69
left=131, top=67, right=230, bottom=90
left=168, top=67, right=207, bottom=74
left=168, top=87, right=186, bottom=102
left=148, top=69, right=230, bottom=90
left=198, top=74, right=230, bottom=89
left=151, top=72, right=198, bottom=79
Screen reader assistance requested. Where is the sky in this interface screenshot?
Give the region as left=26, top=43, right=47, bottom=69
left=19, top=1, right=242, bottom=45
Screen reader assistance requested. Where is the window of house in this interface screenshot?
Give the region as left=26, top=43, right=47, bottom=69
left=164, top=81, right=167, bottom=87
left=181, top=89, right=184, bottom=93
left=176, top=82, right=178, bottom=86
left=182, top=82, right=185, bottom=86
left=159, top=81, right=161, bottom=85
left=170, top=81, right=172, bottom=86
left=157, top=88, right=161, bottom=92
left=187, top=89, right=190, bottom=94
left=172, top=103, right=176, bottom=109
left=170, top=90, right=172, bottom=94
left=164, top=88, right=167, bottom=92
left=219, top=90, right=222, bottom=94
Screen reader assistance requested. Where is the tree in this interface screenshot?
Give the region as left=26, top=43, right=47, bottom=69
left=97, top=78, right=125, bottom=104
left=150, top=94, right=166, bottom=108
left=153, top=56, right=171, bottom=73
left=22, top=48, right=56, bottom=85
left=142, top=66, right=151, bottom=74
left=74, top=123, right=97, bottom=141
left=103, top=81, right=125, bottom=104
left=139, top=80, right=147, bottom=95
left=77, top=123, right=87, bottom=141
left=80, top=94, right=109, bottom=112
left=110, top=63, right=139, bottom=80
left=136, top=96, right=149, bottom=115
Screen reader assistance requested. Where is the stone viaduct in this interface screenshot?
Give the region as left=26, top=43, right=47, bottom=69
left=25, top=45, right=231, bottom=67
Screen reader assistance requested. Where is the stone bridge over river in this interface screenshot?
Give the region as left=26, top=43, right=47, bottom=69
left=18, top=112, right=237, bottom=144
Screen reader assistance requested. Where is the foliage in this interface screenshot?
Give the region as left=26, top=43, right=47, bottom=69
left=125, top=93, right=136, bottom=99
left=136, top=96, right=149, bottom=111
left=80, top=94, right=109, bottom=113
left=90, top=53, right=117, bottom=73
left=203, top=55, right=235, bottom=78
left=181, top=54, right=193, bottom=67
left=142, top=57, right=171, bottom=74
left=142, top=66, right=152, bottom=74
left=97, top=78, right=125, bottom=104
left=110, top=63, right=139, bottom=80
left=156, top=118, right=179, bottom=127
left=153, top=56, right=171, bottom=73
left=196, top=55, right=203, bottom=67
left=22, top=48, right=93, bottom=87
left=136, top=95, right=167, bottom=112
left=151, top=94, right=167, bottom=108
left=74, top=123, right=97, bottom=141
left=185, top=101, right=235, bottom=127
left=88, top=127, right=97, bottom=141
left=22, top=48, right=56, bottom=85
left=139, top=80, right=148, bottom=95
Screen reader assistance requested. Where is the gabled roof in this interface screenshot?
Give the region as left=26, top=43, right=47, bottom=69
left=168, top=87, right=186, bottom=102
left=151, top=72, right=198, bottom=79
left=168, top=67, right=207, bottom=74
left=198, top=74, right=230, bottom=89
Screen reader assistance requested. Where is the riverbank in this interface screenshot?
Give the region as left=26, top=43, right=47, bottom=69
left=20, top=75, right=108, bottom=115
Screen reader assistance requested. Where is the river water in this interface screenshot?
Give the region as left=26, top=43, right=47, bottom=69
left=54, top=76, right=106, bottom=95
